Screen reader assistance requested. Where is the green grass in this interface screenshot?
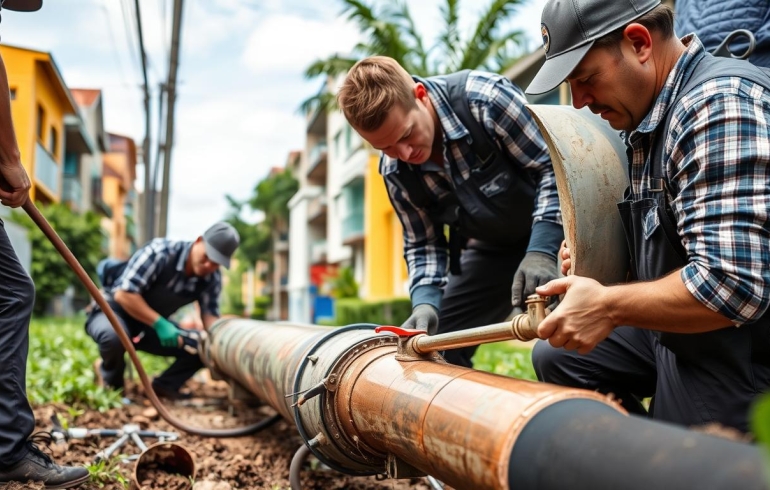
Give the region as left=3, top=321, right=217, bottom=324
left=28, top=316, right=171, bottom=411
left=472, top=342, right=536, bottom=381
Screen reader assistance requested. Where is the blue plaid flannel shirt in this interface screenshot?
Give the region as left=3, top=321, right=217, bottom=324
left=112, top=238, right=221, bottom=317
left=628, top=35, right=770, bottom=325
left=380, top=71, right=561, bottom=309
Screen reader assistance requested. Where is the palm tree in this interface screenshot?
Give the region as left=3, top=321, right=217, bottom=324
left=224, top=195, right=271, bottom=267
left=249, top=169, right=300, bottom=233
left=300, top=0, right=527, bottom=113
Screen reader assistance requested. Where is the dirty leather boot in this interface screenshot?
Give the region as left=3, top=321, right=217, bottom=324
left=0, top=434, right=89, bottom=489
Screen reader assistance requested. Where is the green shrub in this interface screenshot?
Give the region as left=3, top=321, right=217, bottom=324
left=334, top=298, right=412, bottom=326
left=472, top=342, right=537, bottom=381
left=28, top=317, right=171, bottom=411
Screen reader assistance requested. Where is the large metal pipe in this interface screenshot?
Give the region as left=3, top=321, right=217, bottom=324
left=203, top=319, right=769, bottom=490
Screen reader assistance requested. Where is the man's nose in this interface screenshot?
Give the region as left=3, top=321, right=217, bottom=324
left=569, top=81, right=591, bottom=109
left=397, top=143, right=413, bottom=161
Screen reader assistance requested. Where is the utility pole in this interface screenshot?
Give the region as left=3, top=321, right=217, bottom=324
left=150, top=81, right=166, bottom=238
left=133, top=0, right=152, bottom=244
left=158, top=0, right=183, bottom=237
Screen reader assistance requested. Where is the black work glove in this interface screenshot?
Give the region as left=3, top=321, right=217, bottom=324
left=401, top=304, right=440, bottom=334
left=511, top=251, right=558, bottom=313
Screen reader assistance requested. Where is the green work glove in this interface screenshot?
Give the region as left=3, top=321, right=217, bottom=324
left=152, top=317, right=180, bottom=348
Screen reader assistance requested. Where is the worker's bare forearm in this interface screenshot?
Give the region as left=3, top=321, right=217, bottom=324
left=605, top=270, right=733, bottom=333
left=0, top=55, right=22, bottom=167
left=202, top=313, right=218, bottom=330
left=113, top=290, right=161, bottom=326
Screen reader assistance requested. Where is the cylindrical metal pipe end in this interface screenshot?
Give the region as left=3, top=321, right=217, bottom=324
left=134, top=442, right=196, bottom=489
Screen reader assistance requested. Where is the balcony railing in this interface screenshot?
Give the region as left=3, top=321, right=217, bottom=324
left=62, top=175, right=82, bottom=210
left=307, top=141, right=328, bottom=183
left=342, top=210, right=364, bottom=243
left=311, top=239, right=327, bottom=264
left=35, top=142, right=59, bottom=195
left=307, top=192, right=327, bottom=223
left=91, top=176, right=113, bottom=218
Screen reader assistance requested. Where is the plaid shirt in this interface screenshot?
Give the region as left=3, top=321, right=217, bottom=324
left=627, top=35, right=770, bottom=325
left=113, top=238, right=221, bottom=317
left=381, top=71, right=561, bottom=307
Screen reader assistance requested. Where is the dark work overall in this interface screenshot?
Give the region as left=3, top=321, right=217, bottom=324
left=0, top=220, right=36, bottom=466
left=533, top=53, right=770, bottom=431
left=397, top=70, right=539, bottom=367
left=86, top=260, right=206, bottom=392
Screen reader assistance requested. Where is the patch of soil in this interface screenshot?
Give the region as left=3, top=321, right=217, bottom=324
left=30, top=377, right=431, bottom=490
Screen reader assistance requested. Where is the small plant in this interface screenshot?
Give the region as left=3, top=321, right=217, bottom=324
left=28, top=316, right=172, bottom=410
left=85, top=456, right=130, bottom=488
left=472, top=342, right=536, bottom=381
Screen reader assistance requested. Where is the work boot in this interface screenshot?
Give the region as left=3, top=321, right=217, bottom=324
left=151, top=380, right=193, bottom=400
left=0, top=433, right=89, bottom=489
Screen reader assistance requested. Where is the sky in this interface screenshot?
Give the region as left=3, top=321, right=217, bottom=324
left=1, top=0, right=547, bottom=240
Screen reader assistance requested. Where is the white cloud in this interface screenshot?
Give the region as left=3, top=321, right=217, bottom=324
left=241, top=13, right=361, bottom=74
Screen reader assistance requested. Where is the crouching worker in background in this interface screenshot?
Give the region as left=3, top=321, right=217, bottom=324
left=86, top=222, right=239, bottom=400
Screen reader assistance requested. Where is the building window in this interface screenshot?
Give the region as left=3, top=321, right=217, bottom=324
left=37, top=105, right=45, bottom=141
left=49, top=126, right=58, bottom=156
left=9, top=88, right=16, bottom=100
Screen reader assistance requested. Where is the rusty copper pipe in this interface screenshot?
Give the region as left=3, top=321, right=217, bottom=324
left=206, top=318, right=769, bottom=490
left=204, top=318, right=624, bottom=488
left=22, top=199, right=279, bottom=438
left=332, top=343, right=620, bottom=489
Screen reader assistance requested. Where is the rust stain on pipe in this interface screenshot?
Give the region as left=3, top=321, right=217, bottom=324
left=333, top=345, right=621, bottom=490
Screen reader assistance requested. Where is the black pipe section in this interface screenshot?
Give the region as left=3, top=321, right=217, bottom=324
left=508, top=399, right=769, bottom=490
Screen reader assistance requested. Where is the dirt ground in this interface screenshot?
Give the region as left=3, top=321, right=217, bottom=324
left=17, top=378, right=431, bottom=490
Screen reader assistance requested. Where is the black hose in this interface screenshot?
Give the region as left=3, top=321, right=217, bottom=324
left=290, top=444, right=312, bottom=490
left=508, top=398, right=768, bottom=490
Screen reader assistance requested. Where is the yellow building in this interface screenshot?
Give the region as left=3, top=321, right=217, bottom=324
left=363, top=153, right=408, bottom=301
left=102, top=133, right=138, bottom=259
left=1, top=44, right=82, bottom=204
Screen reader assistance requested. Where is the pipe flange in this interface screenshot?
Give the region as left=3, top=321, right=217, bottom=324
left=322, top=336, right=398, bottom=467
left=292, top=324, right=383, bottom=477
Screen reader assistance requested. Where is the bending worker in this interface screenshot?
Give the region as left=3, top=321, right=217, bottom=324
left=526, top=0, right=770, bottom=432
left=86, top=222, right=239, bottom=400
left=337, top=57, right=563, bottom=367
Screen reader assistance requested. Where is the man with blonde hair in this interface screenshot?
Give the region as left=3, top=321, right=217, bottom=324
left=338, top=56, right=563, bottom=367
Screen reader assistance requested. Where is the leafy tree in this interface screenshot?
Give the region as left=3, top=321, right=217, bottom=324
left=301, top=0, right=527, bottom=113
left=249, top=168, right=299, bottom=231
left=224, top=194, right=271, bottom=266
left=14, top=203, right=104, bottom=315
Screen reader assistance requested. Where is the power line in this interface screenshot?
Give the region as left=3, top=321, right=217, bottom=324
left=119, top=0, right=142, bottom=75
left=99, top=0, right=136, bottom=90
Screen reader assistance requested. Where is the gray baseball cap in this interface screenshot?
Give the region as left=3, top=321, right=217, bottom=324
left=202, top=222, right=239, bottom=269
left=2, top=0, right=43, bottom=12
left=526, top=0, right=660, bottom=95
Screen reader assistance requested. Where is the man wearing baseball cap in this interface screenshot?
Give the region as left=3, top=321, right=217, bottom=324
left=86, top=222, right=239, bottom=400
left=0, top=1, right=93, bottom=487
left=527, top=0, right=770, bottom=432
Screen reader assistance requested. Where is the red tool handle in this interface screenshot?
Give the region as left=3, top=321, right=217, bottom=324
left=374, top=326, right=424, bottom=337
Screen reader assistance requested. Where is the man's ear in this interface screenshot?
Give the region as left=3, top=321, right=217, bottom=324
left=414, top=82, right=428, bottom=101
left=623, top=23, right=653, bottom=64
